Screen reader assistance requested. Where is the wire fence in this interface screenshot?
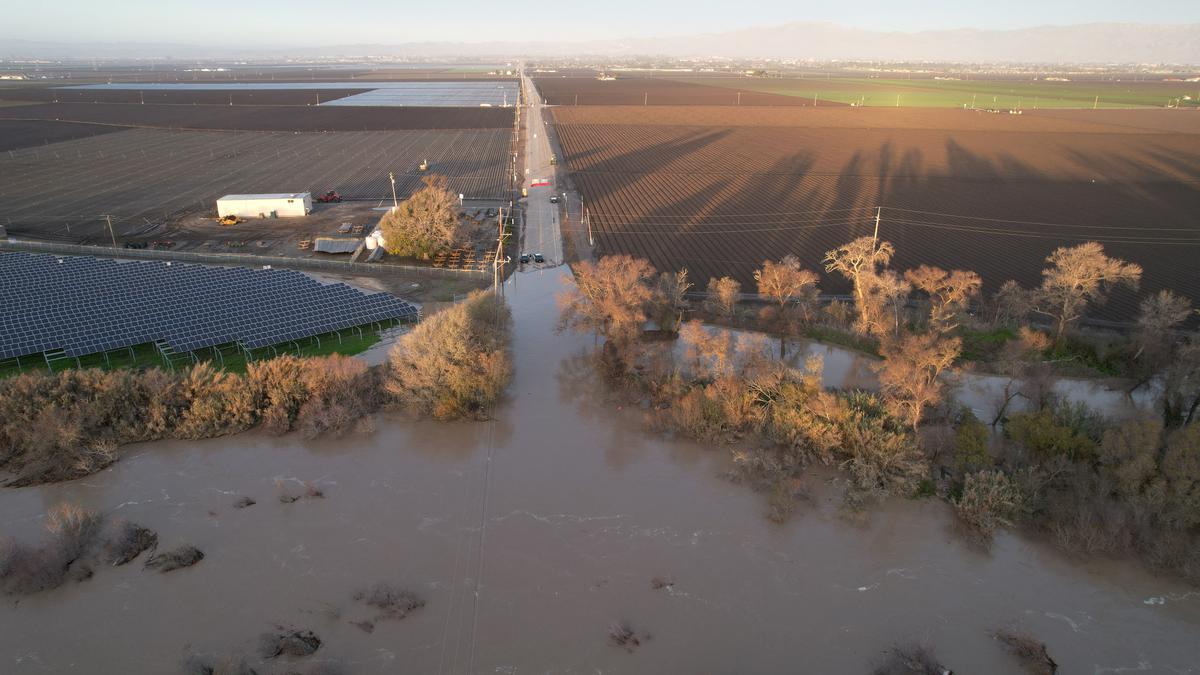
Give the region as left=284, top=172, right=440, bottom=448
left=0, top=239, right=489, bottom=278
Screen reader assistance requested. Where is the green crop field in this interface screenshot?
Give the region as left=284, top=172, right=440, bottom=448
left=689, top=77, right=1200, bottom=109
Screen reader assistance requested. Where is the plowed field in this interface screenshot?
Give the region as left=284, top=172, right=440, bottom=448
left=0, top=102, right=515, bottom=131
left=550, top=106, right=1200, bottom=320
left=0, top=127, right=512, bottom=240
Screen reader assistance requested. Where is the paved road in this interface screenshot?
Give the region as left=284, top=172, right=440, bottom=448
left=517, top=70, right=564, bottom=266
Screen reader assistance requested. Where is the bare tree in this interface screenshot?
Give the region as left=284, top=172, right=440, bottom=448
left=824, top=237, right=895, bottom=334
left=651, top=268, right=692, bottom=333
left=679, top=320, right=733, bottom=379
left=990, top=280, right=1031, bottom=328
left=1135, top=289, right=1193, bottom=361
left=379, top=175, right=464, bottom=259
left=1162, top=339, right=1200, bottom=427
left=754, top=255, right=819, bottom=355
left=869, top=270, right=912, bottom=338
left=557, top=255, right=655, bottom=349
left=705, top=276, right=741, bottom=322
left=905, top=265, right=982, bottom=333
left=875, top=332, right=962, bottom=429
left=755, top=256, right=820, bottom=319
left=1031, top=242, right=1142, bottom=342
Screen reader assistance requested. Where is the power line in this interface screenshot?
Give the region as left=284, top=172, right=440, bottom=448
left=883, top=206, right=1200, bottom=232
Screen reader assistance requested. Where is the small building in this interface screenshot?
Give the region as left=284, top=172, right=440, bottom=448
left=216, top=193, right=311, bottom=219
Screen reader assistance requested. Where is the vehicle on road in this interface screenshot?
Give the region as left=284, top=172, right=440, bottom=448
left=534, top=253, right=545, bottom=264
left=549, top=195, right=559, bottom=204
left=519, top=253, right=530, bottom=264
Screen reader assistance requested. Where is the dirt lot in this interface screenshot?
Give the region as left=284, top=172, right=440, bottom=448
left=0, top=102, right=516, bottom=131
left=130, top=201, right=506, bottom=267
left=0, top=126, right=512, bottom=240
left=549, top=105, right=1200, bottom=320
left=534, top=77, right=823, bottom=106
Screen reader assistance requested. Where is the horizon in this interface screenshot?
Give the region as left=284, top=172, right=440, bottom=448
left=3, top=1, right=1200, bottom=49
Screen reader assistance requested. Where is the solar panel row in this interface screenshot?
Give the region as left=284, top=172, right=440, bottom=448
left=0, top=252, right=418, bottom=360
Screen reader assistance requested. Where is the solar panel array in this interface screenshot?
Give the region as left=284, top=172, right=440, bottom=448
left=0, top=252, right=418, bottom=360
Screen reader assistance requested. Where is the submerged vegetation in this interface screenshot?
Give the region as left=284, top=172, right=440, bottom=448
left=0, top=291, right=514, bottom=486
left=558, top=236, right=1198, bottom=582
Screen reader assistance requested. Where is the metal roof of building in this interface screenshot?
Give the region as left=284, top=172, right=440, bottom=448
left=218, top=193, right=310, bottom=201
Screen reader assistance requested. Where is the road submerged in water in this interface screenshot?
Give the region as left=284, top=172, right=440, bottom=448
left=1, top=266, right=1199, bottom=674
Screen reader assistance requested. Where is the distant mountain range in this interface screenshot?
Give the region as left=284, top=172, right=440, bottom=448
left=3, top=22, right=1198, bottom=65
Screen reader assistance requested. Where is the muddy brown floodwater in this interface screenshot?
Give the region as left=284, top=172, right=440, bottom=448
left=2, top=267, right=1199, bottom=674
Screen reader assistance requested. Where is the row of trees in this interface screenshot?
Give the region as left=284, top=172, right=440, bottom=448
left=559, top=236, right=1196, bottom=429
left=0, top=291, right=515, bottom=486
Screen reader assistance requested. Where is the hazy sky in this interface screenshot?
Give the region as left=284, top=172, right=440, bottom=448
left=6, top=0, right=1199, bottom=44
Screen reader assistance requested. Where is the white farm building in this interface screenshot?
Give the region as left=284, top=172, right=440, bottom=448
left=216, top=193, right=311, bottom=219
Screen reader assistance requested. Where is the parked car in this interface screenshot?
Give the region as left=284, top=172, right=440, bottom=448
left=549, top=195, right=559, bottom=204
left=533, top=253, right=545, bottom=264
left=519, top=253, right=530, bottom=264
left=486, top=208, right=497, bottom=218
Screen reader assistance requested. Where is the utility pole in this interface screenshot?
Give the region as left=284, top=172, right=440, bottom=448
left=1093, top=95, right=1099, bottom=110
left=644, top=92, right=648, bottom=106
left=586, top=207, right=593, bottom=246
left=103, top=215, right=117, bottom=248
left=873, top=206, right=881, bottom=243
left=494, top=207, right=507, bottom=294
left=736, top=91, right=741, bottom=106
left=388, top=172, right=398, bottom=209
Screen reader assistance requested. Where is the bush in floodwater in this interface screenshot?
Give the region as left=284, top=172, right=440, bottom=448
left=386, top=291, right=513, bottom=420
left=0, top=353, right=381, bottom=485
left=294, top=354, right=381, bottom=438
left=144, top=544, right=204, bottom=573
left=955, top=470, right=1025, bottom=539
left=872, top=643, right=951, bottom=675
left=182, top=656, right=259, bottom=675
left=353, top=583, right=425, bottom=621
left=0, top=503, right=101, bottom=595
left=103, top=520, right=158, bottom=566
left=995, top=629, right=1058, bottom=674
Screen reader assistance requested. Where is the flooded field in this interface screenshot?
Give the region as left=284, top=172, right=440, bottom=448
left=2, top=267, right=1199, bottom=674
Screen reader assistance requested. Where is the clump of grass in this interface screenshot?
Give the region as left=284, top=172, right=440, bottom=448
left=995, top=629, right=1057, bottom=674
left=608, top=622, right=649, bottom=653
left=143, top=544, right=204, bottom=573
left=258, top=628, right=322, bottom=659
left=872, top=642, right=951, bottom=675
left=277, top=479, right=325, bottom=504
left=353, top=583, right=425, bottom=621
left=103, top=520, right=158, bottom=566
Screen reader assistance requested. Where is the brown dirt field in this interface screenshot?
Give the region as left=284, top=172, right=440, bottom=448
left=549, top=105, right=1198, bottom=134
left=0, top=120, right=123, bottom=152
left=550, top=106, right=1200, bottom=321
left=0, top=103, right=516, bottom=131
left=0, top=88, right=371, bottom=106
left=534, top=77, right=829, bottom=106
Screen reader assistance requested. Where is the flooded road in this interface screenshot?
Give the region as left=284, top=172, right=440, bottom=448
left=2, top=267, right=1199, bottom=674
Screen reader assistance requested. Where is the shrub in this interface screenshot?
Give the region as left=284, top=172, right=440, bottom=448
left=953, top=408, right=992, bottom=472
left=386, top=291, right=512, bottom=419
left=956, top=470, right=1024, bottom=538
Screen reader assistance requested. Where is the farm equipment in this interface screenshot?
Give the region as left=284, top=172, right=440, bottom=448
left=219, top=215, right=244, bottom=226
left=315, top=190, right=342, bottom=203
